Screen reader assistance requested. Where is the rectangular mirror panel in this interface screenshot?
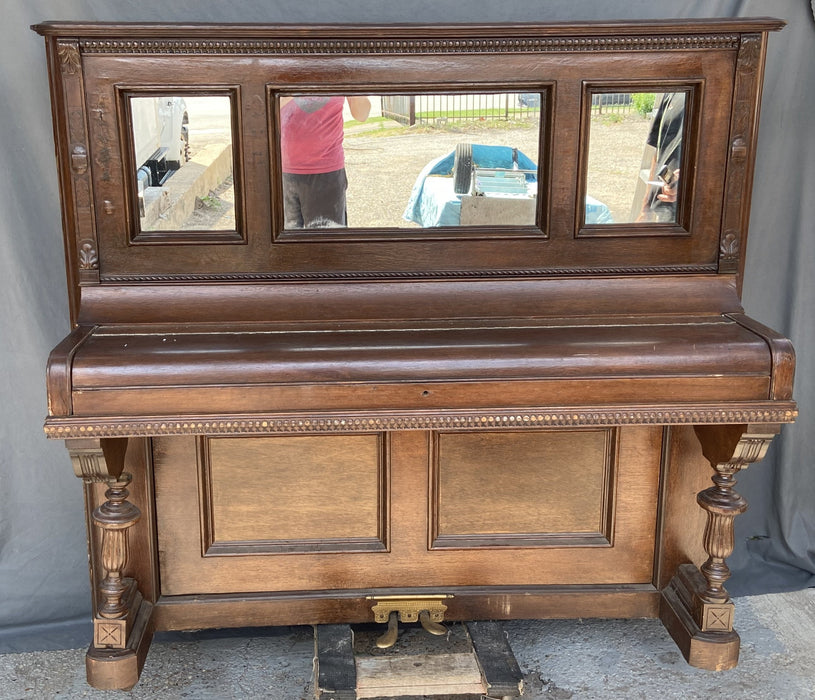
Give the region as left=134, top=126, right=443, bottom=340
left=130, top=95, right=236, bottom=235
left=585, top=91, right=687, bottom=226
left=277, top=93, right=543, bottom=231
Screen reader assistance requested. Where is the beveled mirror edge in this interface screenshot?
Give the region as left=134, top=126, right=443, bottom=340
left=119, top=86, right=246, bottom=246
left=576, top=81, right=702, bottom=239
left=269, top=88, right=551, bottom=242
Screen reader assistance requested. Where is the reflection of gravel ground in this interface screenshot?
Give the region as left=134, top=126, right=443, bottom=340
left=344, top=114, right=651, bottom=228
left=586, top=113, right=653, bottom=222
left=183, top=114, right=651, bottom=231
left=179, top=174, right=235, bottom=230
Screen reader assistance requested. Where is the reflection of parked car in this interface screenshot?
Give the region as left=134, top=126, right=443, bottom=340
left=132, top=96, right=189, bottom=215
left=518, top=93, right=541, bottom=108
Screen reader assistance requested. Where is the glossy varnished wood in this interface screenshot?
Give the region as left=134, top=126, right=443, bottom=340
left=34, top=19, right=795, bottom=689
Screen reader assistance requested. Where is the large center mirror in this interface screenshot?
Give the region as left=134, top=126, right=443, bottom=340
left=276, top=92, right=544, bottom=231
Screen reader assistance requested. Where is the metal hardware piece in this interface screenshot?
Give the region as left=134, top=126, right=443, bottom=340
left=375, top=611, right=399, bottom=649
left=368, top=595, right=452, bottom=625
left=368, top=595, right=452, bottom=649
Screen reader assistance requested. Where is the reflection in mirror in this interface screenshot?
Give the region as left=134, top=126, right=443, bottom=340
left=278, top=93, right=543, bottom=229
left=585, top=91, right=686, bottom=225
left=131, top=95, right=234, bottom=232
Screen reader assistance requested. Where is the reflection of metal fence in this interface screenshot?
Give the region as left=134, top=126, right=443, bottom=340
left=380, top=94, right=540, bottom=125
left=381, top=95, right=416, bottom=125
left=590, top=93, right=633, bottom=114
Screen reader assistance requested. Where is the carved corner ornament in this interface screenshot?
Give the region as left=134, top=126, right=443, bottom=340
left=78, top=240, right=99, bottom=270
left=58, top=43, right=81, bottom=74
left=737, top=34, right=761, bottom=74
left=719, top=230, right=740, bottom=265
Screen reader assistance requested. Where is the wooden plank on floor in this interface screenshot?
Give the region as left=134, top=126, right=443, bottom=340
left=466, top=621, right=524, bottom=697
left=315, top=624, right=357, bottom=700
left=355, top=652, right=485, bottom=698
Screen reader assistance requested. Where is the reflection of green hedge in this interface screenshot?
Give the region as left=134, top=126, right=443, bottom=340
left=632, top=93, right=655, bottom=117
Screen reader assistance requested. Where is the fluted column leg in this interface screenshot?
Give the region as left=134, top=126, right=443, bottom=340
left=659, top=424, right=779, bottom=670
left=67, top=438, right=154, bottom=690
left=92, top=473, right=142, bottom=647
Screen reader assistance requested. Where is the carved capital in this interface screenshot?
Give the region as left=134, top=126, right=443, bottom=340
left=694, top=424, right=778, bottom=472
left=67, top=438, right=128, bottom=482
left=57, top=42, right=81, bottom=74
left=736, top=34, right=761, bottom=74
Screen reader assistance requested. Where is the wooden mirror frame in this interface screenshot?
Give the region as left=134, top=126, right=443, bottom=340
left=34, top=19, right=783, bottom=323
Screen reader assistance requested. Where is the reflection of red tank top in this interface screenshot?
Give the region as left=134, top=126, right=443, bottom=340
left=280, top=96, right=345, bottom=174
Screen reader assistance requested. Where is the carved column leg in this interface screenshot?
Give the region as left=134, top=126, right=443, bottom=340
left=67, top=438, right=155, bottom=690
left=92, top=473, right=142, bottom=647
left=659, top=424, right=779, bottom=670
left=693, top=462, right=748, bottom=632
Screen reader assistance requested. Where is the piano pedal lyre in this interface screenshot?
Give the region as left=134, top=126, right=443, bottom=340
left=367, top=595, right=451, bottom=649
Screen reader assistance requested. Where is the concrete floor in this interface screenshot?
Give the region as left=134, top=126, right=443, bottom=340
left=1, top=589, right=813, bottom=699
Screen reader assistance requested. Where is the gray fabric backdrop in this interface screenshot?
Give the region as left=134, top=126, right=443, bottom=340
left=1, top=0, right=812, bottom=652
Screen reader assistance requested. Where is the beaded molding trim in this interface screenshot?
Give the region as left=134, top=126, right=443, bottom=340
left=101, top=265, right=717, bottom=284
left=45, top=403, right=796, bottom=439
left=79, top=34, right=741, bottom=56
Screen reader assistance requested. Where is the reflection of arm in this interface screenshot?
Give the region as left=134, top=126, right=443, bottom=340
left=637, top=153, right=659, bottom=221
left=637, top=154, right=680, bottom=220
left=347, top=96, right=371, bottom=122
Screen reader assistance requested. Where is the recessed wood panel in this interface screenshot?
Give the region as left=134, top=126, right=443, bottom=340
left=201, top=434, right=387, bottom=554
left=154, top=427, right=661, bottom=595
left=432, top=429, right=614, bottom=548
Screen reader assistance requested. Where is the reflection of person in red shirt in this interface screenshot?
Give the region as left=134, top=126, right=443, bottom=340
left=280, top=95, right=370, bottom=228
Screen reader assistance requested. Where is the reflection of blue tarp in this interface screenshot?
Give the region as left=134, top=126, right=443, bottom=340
left=585, top=195, right=613, bottom=224
left=403, top=144, right=613, bottom=226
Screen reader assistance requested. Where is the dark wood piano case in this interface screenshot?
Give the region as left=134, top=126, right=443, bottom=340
left=34, top=19, right=795, bottom=689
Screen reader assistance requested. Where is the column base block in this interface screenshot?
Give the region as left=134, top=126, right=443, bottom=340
left=660, top=564, right=740, bottom=671
left=86, top=595, right=154, bottom=690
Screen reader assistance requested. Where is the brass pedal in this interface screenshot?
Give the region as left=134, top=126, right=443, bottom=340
left=419, top=609, right=447, bottom=636
left=367, top=595, right=452, bottom=649
left=375, top=611, right=399, bottom=649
